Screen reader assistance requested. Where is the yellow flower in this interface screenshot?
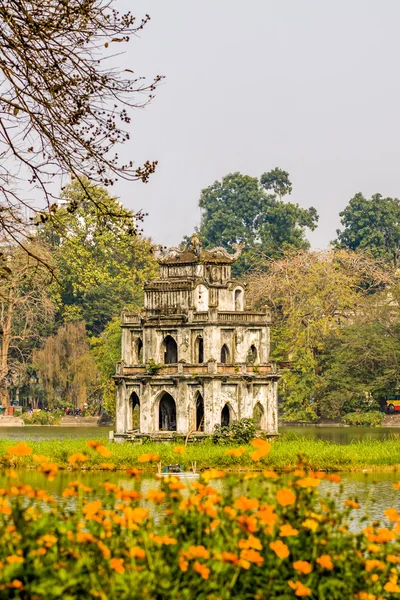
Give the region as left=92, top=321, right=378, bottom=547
left=293, top=560, right=312, bottom=575
left=384, top=581, right=400, bottom=593
left=365, top=560, right=385, bottom=572
left=8, top=442, right=32, bottom=457
left=201, top=469, right=225, bottom=481
left=100, top=462, right=115, bottom=470
left=276, top=488, right=296, bottom=507
left=316, top=554, right=333, bottom=570
left=269, top=540, right=290, bottom=559
left=146, top=490, right=166, bottom=504
left=263, top=470, right=278, bottom=479
left=32, top=454, right=51, bottom=464
left=302, top=518, right=318, bottom=532
left=238, top=535, right=262, bottom=550
left=344, top=499, right=360, bottom=509
left=110, top=557, right=125, bottom=574
left=83, top=500, right=102, bottom=519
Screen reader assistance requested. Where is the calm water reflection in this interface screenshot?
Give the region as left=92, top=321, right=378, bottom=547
left=280, top=425, right=400, bottom=444
left=0, top=426, right=112, bottom=440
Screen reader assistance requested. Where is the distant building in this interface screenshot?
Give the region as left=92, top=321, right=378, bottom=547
left=115, top=235, right=279, bottom=438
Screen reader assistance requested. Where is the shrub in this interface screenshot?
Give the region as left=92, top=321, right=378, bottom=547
left=212, top=418, right=257, bottom=445
left=342, top=410, right=383, bottom=427
left=0, top=439, right=400, bottom=598
left=21, top=411, right=62, bottom=425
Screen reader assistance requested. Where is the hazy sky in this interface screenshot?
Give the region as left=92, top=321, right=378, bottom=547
left=112, top=1, right=400, bottom=249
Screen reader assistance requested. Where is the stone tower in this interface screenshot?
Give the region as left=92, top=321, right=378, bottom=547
left=114, top=236, right=279, bottom=438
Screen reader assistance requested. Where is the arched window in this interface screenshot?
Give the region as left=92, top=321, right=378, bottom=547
left=159, top=392, right=177, bottom=431
left=196, top=394, right=204, bottom=432
left=163, top=335, right=178, bottom=364
left=221, top=404, right=230, bottom=427
left=253, top=403, right=264, bottom=429
left=136, top=338, right=143, bottom=363
left=247, top=345, right=257, bottom=364
left=130, top=392, right=140, bottom=430
left=196, top=336, right=204, bottom=363
left=234, top=288, right=243, bottom=311
left=221, top=344, right=230, bottom=364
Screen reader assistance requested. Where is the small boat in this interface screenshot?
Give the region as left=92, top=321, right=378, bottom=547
left=157, top=462, right=199, bottom=478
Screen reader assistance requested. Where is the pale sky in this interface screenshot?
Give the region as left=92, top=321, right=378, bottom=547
left=112, top=1, right=400, bottom=248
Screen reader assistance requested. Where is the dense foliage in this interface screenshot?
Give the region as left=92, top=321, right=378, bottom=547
left=196, top=169, right=318, bottom=275
left=1, top=440, right=400, bottom=598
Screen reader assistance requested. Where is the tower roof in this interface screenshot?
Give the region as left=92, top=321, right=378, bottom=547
left=154, top=234, right=244, bottom=265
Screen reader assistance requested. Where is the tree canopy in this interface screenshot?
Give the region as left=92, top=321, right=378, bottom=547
left=334, top=193, right=400, bottom=267
left=40, top=179, right=158, bottom=335
left=197, top=169, right=318, bottom=274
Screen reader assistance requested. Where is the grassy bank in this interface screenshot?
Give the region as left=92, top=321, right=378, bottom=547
left=3, top=434, right=400, bottom=471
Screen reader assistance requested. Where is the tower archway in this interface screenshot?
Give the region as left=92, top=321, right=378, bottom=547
left=163, top=335, right=178, bottom=364
left=158, top=392, right=177, bottom=431
left=247, top=345, right=258, bottom=364
left=130, top=392, right=140, bottom=430
left=221, top=344, right=230, bottom=364
left=196, top=393, right=204, bottom=431
left=195, top=336, right=204, bottom=363
left=136, top=338, right=143, bottom=363
left=253, top=402, right=265, bottom=429
left=221, top=404, right=230, bottom=427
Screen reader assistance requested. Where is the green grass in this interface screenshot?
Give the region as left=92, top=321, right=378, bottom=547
left=3, top=432, right=400, bottom=472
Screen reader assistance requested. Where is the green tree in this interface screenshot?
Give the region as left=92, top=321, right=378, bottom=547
left=0, top=240, right=55, bottom=407
left=90, top=317, right=122, bottom=415
left=33, top=322, right=99, bottom=410
left=197, top=170, right=318, bottom=274
left=335, top=193, right=400, bottom=267
left=247, top=249, right=391, bottom=420
left=41, top=179, right=158, bottom=335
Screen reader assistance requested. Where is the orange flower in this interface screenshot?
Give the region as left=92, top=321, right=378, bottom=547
left=296, top=477, right=320, bottom=488
left=392, top=481, right=400, bottom=490
left=293, top=560, right=312, bottom=575
left=37, top=462, right=58, bottom=481
left=8, top=442, right=32, bottom=457
left=384, top=508, right=400, bottom=522
left=186, top=546, right=210, bottom=559
left=179, top=557, right=189, bottom=572
left=237, top=515, right=258, bottom=533
left=201, top=469, right=225, bottom=481
left=126, top=467, right=142, bottom=479
left=316, top=555, right=333, bottom=570
left=240, top=549, right=264, bottom=566
left=173, top=446, right=185, bottom=454
left=326, top=474, right=341, bottom=483
left=276, top=488, right=296, bottom=507
left=83, top=500, right=102, bottom=519
left=365, top=560, right=385, bottom=572
left=7, top=580, right=24, bottom=589
left=68, top=453, right=88, bottom=464
left=150, top=534, right=176, bottom=545
left=146, top=489, right=166, bottom=504
left=384, top=581, right=400, bottom=593
left=269, top=540, right=290, bottom=559
left=238, top=535, right=262, bottom=550
left=288, top=580, right=311, bottom=597
left=6, top=555, right=24, bottom=564
left=249, top=438, right=271, bottom=461
left=32, top=454, right=51, bottom=464
left=257, top=504, right=278, bottom=527
left=280, top=524, right=299, bottom=537
left=344, top=499, right=360, bottom=509
left=234, top=496, right=259, bottom=512
left=110, top=558, right=125, bottom=574
left=100, top=463, right=115, bottom=470
left=129, top=546, right=146, bottom=559
left=96, top=445, right=111, bottom=458
left=225, top=447, right=246, bottom=457
left=138, top=453, right=160, bottom=463
left=193, top=561, right=210, bottom=580
left=387, top=555, right=400, bottom=564
left=263, top=470, right=278, bottom=479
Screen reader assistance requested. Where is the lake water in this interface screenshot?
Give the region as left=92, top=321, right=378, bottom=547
left=0, top=424, right=398, bottom=444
